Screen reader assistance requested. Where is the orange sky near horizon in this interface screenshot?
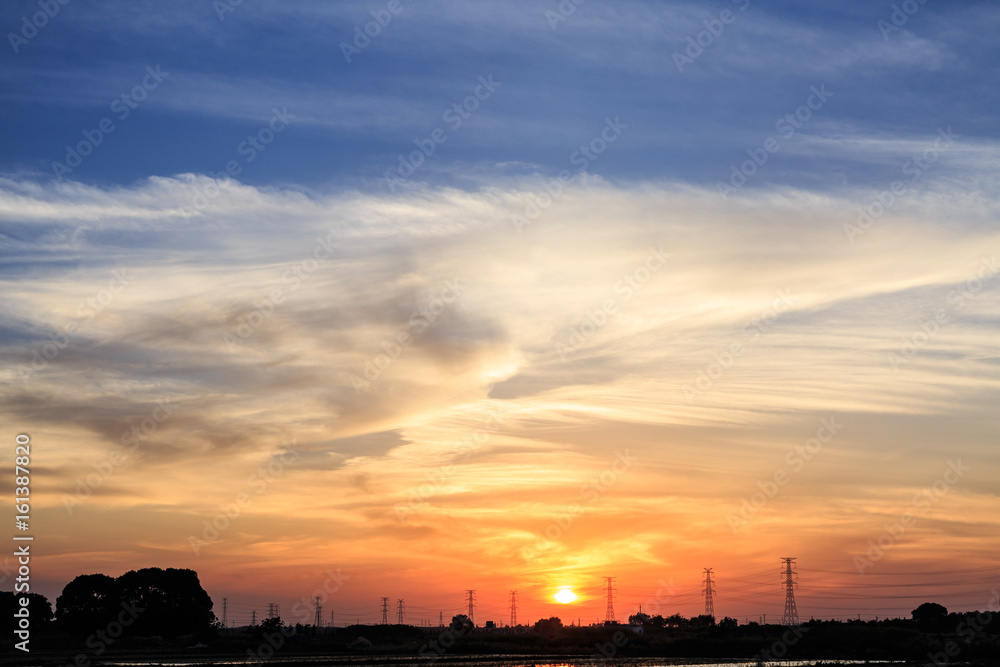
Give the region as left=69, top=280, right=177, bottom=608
left=5, top=180, right=1000, bottom=627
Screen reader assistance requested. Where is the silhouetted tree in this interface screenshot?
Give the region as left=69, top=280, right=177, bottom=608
left=533, top=616, right=563, bottom=634
left=450, top=613, right=472, bottom=632
left=117, top=567, right=216, bottom=638
left=912, top=602, right=948, bottom=631
left=254, top=616, right=284, bottom=638
left=55, top=567, right=215, bottom=638
left=628, top=611, right=652, bottom=625
left=1, top=592, right=53, bottom=626
left=56, top=573, right=116, bottom=634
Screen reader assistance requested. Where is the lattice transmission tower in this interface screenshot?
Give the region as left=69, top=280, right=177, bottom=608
left=781, top=557, right=799, bottom=626
left=703, top=568, right=716, bottom=619
left=466, top=589, right=476, bottom=625
left=604, top=577, right=616, bottom=623
left=380, top=597, right=390, bottom=625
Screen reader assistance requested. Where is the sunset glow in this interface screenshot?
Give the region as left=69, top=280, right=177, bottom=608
left=2, top=0, right=999, bottom=634
left=555, top=589, right=577, bottom=605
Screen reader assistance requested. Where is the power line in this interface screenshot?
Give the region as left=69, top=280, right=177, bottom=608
left=397, top=599, right=405, bottom=625
left=380, top=597, right=390, bottom=625
left=509, top=590, right=517, bottom=626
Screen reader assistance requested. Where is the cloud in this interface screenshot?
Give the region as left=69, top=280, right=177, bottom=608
left=2, top=166, right=998, bottom=617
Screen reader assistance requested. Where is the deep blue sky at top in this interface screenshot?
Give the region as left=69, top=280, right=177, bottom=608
left=0, top=0, right=997, bottom=193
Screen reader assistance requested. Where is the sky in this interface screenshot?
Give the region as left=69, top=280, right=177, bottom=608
left=1, top=0, right=999, bottom=627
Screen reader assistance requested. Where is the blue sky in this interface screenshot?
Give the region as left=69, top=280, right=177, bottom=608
left=2, top=0, right=998, bottom=191
left=2, top=1, right=1000, bottom=623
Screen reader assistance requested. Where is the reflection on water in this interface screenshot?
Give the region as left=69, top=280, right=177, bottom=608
left=101, top=657, right=902, bottom=667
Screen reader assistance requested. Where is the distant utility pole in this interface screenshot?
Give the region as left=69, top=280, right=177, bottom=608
left=781, top=557, right=799, bottom=626
left=703, top=568, right=716, bottom=619
left=314, top=596, right=323, bottom=628
left=603, top=577, right=616, bottom=623
left=439, top=611, right=443, bottom=627
left=509, top=590, right=517, bottom=626
left=466, top=590, right=476, bottom=625
left=251, top=609, right=257, bottom=626
left=397, top=599, right=405, bottom=625
left=330, top=610, right=335, bottom=627
left=380, top=597, right=390, bottom=625
left=267, top=603, right=279, bottom=619
left=222, top=598, right=228, bottom=629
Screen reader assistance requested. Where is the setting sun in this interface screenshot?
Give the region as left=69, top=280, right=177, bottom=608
left=554, top=588, right=577, bottom=604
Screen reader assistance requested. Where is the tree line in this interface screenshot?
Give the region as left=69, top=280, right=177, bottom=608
left=2, top=567, right=216, bottom=639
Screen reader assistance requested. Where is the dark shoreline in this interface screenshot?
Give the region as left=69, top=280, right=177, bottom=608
left=0, top=655, right=946, bottom=667
left=6, top=652, right=1000, bottom=667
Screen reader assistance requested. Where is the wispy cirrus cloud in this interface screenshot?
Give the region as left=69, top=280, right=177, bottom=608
left=2, top=168, right=998, bottom=618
